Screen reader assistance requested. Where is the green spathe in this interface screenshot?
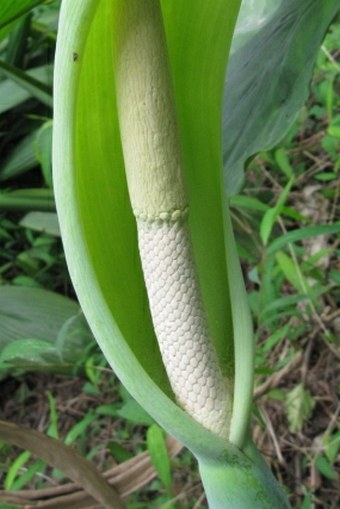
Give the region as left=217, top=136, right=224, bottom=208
left=53, top=0, right=291, bottom=507
left=53, top=0, right=246, bottom=453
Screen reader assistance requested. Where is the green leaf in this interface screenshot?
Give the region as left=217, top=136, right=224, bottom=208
left=328, top=124, right=340, bottom=138
left=0, top=286, right=95, bottom=376
left=261, top=284, right=331, bottom=319
left=260, top=178, right=294, bottom=245
left=6, top=13, right=32, bottom=68
left=315, top=454, right=337, bottom=480
left=0, top=59, right=52, bottom=107
left=0, top=0, right=46, bottom=30
left=223, top=0, right=340, bottom=194
left=229, top=195, right=269, bottom=213
left=274, top=148, right=294, bottom=179
left=11, top=459, right=45, bottom=491
left=20, top=211, right=60, bottom=236
left=323, top=431, right=340, bottom=463
left=0, top=338, right=56, bottom=366
left=275, top=251, right=305, bottom=293
left=0, top=130, right=39, bottom=181
left=260, top=325, right=290, bottom=354
left=147, top=424, right=172, bottom=490
left=34, top=121, right=53, bottom=187
left=64, top=411, right=96, bottom=446
left=5, top=450, right=31, bottom=490
left=0, top=188, right=55, bottom=212
left=285, top=383, right=315, bottom=433
left=0, top=65, right=52, bottom=115
left=301, top=491, right=312, bottom=509
left=47, top=391, right=59, bottom=439
left=267, top=222, right=340, bottom=255
left=0, top=420, right=125, bottom=509
left=313, top=171, right=337, bottom=182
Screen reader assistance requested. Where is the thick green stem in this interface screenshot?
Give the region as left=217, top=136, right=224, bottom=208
left=198, top=442, right=292, bottom=509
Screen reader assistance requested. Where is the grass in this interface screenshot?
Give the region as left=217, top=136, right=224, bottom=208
left=0, top=4, right=339, bottom=509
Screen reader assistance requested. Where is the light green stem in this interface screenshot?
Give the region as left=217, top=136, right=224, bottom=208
left=198, top=441, right=292, bottom=509
left=115, top=0, right=232, bottom=438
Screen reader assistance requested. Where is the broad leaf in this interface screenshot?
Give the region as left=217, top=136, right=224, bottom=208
left=0, top=420, right=125, bottom=509
left=0, top=60, right=52, bottom=107
left=0, top=188, right=55, bottom=211
left=0, top=130, right=39, bottom=181
left=0, top=65, right=52, bottom=115
left=19, top=211, right=60, bottom=236
left=0, top=286, right=95, bottom=375
left=0, top=0, right=45, bottom=30
left=223, top=0, right=340, bottom=195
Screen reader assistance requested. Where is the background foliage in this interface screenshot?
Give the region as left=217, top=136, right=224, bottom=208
left=0, top=1, right=339, bottom=507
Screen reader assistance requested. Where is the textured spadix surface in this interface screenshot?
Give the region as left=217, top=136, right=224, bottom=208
left=114, top=0, right=231, bottom=438
left=137, top=218, right=230, bottom=437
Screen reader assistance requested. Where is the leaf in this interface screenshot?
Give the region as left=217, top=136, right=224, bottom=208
left=64, top=412, right=97, bottom=446
left=229, top=195, right=269, bottom=212
left=0, top=130, right=39, bottom=181
left=223, top=0, right=340, bottom=195
left=301, top=491, right=313, bottom=509
left=275, top=148, right=294, bottom=179
left=0, top=59, right=52, bottom=106
left=0, top=188, right=55, bottom=212
left=5, top=450, right=31, bottom=490
left=260, top=178, right=294, bottom=245
left=47, top=392, right=59, bottom=439
left=323, top=431, right=340, bottom=463
left=20, top=211, right=60, bottom=236
left=0, top=65, right=52, bottom=115
left=0, top=286, right=95, bottom=376
left=0, top=436, right=183, bottom=508
left=275, top=251, right=305, bottom=293
left=315, top=454, right=337, bottom=480
left=0, top=420, right=126, bottom=509
left=260, top=324, right=290, bottom=354
left=34, top=121, right=53, bottom=187
left=261, top=284, right=331, bottom=318
left=0, top=338, right=56, bottom=367
left=10, top=459, right=45, bottom=491
left=147, top=424, right=172, bottom=490
left=267, top=222, right=340, bottom=255
left=285, top=383, right=315, bottom=433
left=0, top=0, right=46, bottom=30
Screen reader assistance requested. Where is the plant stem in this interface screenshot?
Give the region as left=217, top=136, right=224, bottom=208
left=198, top=441, right=292, bottom=509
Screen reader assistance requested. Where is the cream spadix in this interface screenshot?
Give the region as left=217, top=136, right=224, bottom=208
left=114, top=0, right=231, bottom=438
